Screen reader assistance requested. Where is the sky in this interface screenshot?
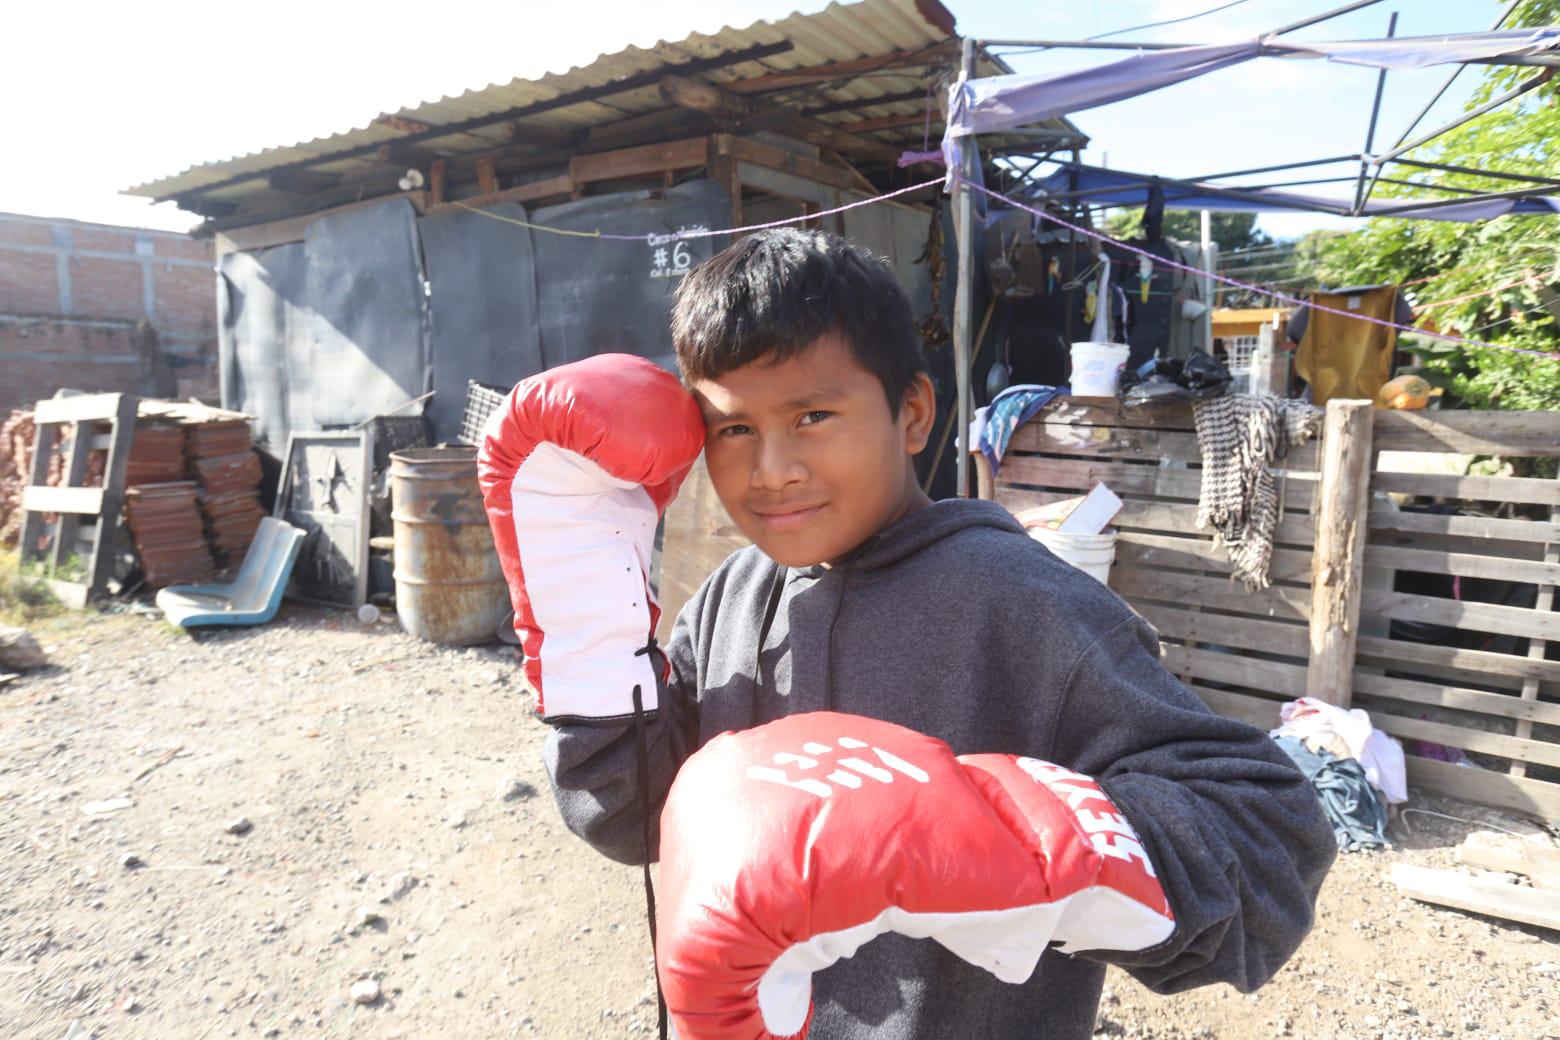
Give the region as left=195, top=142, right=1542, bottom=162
left=3, top=0, right=1519, bottom=240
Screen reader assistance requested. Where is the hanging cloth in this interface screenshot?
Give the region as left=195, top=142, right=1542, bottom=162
left=1089, top=254, right=1112, bottom=343
left=1191, top=393, right=1323, bottom=589
left=1295, top=285, right=1401, bottom=405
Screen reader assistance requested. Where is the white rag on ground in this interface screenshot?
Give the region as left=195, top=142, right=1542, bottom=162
left=1271, top=697, right=1408, bottom=804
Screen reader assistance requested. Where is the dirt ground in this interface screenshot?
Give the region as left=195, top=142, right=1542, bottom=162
left=2, top=606, right=1558, bottom=1040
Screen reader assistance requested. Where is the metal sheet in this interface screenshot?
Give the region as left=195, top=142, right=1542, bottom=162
left=302, top=199, right=429, bottom=427
left=531, top=180, right=732, bottom=371
left=418, top=202, right=543, bottom=442
left=217, top=243, right=304, bottom=448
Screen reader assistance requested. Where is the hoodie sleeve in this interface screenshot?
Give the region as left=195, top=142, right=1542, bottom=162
left=541, top=592, right=703, bottom=866
left=1048, top=613, right=1336, bottom=993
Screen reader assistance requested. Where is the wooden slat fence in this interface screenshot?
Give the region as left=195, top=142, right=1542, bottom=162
left=980, top=398, right=1560, bottom=822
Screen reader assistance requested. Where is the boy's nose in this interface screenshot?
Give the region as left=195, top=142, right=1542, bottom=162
left=750, top=435, right=807, bottom=490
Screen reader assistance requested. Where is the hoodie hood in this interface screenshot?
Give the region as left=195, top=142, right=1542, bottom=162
left=832, top=498, right=1026, bottom=574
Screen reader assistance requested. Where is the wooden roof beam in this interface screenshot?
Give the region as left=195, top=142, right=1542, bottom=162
left=722, top=40, right=958, bottom=95
left=660, top=73, right=900, bottom=164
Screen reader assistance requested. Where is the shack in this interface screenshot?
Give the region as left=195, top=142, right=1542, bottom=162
left=124, top=0, right=1081, bottom=466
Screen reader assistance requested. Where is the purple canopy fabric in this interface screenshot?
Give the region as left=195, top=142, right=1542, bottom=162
left=944, top=27, right=1560, bottom=172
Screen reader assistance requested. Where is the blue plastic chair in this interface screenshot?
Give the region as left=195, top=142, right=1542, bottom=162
left=156, top=517, right=306, bottom=627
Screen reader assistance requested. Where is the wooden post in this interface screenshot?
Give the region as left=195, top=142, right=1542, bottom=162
left=951, top=37, right=978, bottom=498
left=1306, top=399, right=1374, bottom=706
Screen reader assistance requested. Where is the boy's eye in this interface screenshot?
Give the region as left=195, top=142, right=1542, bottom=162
left=718, top=423, right=753, bottom=438
left=799, top=410, right=833, bottom=427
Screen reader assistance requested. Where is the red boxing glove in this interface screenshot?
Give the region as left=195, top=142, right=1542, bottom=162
left=477, top=354, right=704, bottom=722
left=656, top=713, right=1175, bottom=1040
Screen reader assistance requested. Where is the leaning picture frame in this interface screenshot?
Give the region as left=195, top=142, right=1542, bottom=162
left=272, top=430, right=373, bottom=609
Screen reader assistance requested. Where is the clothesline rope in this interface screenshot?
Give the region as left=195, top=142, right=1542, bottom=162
left=959, top=175, right=1560, bottom=361
left=456, top=170, right=1557, bottom=361
left=454, top=177, right=945, bottom=242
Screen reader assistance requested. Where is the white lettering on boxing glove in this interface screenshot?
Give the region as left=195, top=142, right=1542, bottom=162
left=1016, top=758, right=1159, bottom=879
left=746, top=735, right=932, bottom=800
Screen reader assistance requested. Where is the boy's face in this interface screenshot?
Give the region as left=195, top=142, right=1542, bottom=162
left=691, top=330, right=934, bottom=568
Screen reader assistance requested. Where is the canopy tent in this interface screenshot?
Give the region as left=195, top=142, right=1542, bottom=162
left=1025, top=163, right=1560, bottom=223
left=937, top=4, right=1560, bottom=496
left=945, top=28, right=1560, bottom=164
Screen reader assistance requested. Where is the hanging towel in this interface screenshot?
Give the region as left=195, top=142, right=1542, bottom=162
left=1191, top=393, right=1322, bottom=589
left=978, top=384, right=1067, bottom=474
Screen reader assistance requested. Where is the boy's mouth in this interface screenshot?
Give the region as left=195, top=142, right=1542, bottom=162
left=750, top=503, right=826, bottom=533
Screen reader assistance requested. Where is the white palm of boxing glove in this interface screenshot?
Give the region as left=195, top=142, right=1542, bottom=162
left=656, top=712, right=1176, bottom=1040
left=477, top=353, right=704, bottom=723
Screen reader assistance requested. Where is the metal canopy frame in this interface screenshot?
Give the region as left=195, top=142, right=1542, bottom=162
left=945, top=0, right=1560, bottom=497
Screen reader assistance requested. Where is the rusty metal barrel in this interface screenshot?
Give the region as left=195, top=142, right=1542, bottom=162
left=388, top=447, right=509, bottom=645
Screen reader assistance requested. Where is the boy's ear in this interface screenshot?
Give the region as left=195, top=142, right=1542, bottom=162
left=901, top=373, right=936, bottom=455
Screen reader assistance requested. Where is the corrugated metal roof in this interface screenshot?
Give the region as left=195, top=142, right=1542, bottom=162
left=126, top=0, right=1076, bottom=213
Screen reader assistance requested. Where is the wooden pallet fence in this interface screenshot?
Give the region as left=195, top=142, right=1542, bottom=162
left=1354, top=409, right=1560, bottom=821
left=980, top=397, right=1560, bottom=822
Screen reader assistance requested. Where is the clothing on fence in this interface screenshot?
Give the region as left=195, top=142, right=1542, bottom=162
left=1191, top=393, right=1322, bottom=589
left=978, top=385, right=1067, bottom=474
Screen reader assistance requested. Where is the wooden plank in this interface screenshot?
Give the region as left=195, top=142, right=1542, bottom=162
left=1364, top=543, right=1560, bottom=586
left=568, top=137, right=710, bottom=186
left=428, top=159, right=446, bottom=206
left=1009, top=423, right=1204, bottom=464
left=1114, top=532, right=1315, bottom=585
left=1372, top=471, right=1560, bottom=507
left=43, top=578, right=89, bottom=610
left=1373, top=410, right=1560, bottom=457
left=17, top=421, right=55, bottom=562
left=1009, top=420, right=1320, bottom=470
left=1363, top=709, right=1560, bottom=769
left=88, top=394, right=138, bottom=600
left=1406, top=754, right=1560, bottom=823
left=1352, top=669, right=1560, bottom=726
left=52, top=422, right=95, bottom=569
left=714, top=134, right=860, bottom=195
left=1030, top=399, right=1197, bottom=432
left=1308, top=400, right=1374, bottom=708
left=1135, top=601, right=1310, bottom=657
left=1457, top=832, right=1560, bottom=889
left=1160, top=644, right=1310, bottom=697
left=1389, top=863, right=1560, bottom=930
left=475, top=157, right=498, bottom=195
left=1184, top=683, right=1286, bottom=729
left=1000, top=456, right=1202, bottom=501
left=1115, top=499, right=1317, bottom=545
left=1360, top=586, right=1560, bottom=643
left=1356, top=634, right=1560, bottom=685
left=1111, top=567, right=1311, bottom=621
left=22, top=486, right=105, bottom=515
left=32, top=393, right=127, bottom=425
left=1368, top=507, right=1560, bottom=545
left=211, top=191, right=428, bottom=255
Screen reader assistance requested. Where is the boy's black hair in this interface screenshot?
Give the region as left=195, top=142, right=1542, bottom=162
left=671, top=228, right=927, bottom=417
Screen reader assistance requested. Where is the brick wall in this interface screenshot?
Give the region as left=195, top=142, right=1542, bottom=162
left=0, top=212, right=217, bottom=415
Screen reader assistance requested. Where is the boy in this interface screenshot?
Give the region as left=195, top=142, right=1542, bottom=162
left=478, top=229, right=1334, bottom=1039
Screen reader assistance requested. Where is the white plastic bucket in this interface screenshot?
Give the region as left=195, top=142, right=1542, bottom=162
left=1028, top=527, right=1117, bottom=586
left=1069, top=342, right=1131, bottom=398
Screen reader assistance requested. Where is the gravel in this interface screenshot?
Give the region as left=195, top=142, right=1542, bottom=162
left=0, top=605, right=1555, bottom=1039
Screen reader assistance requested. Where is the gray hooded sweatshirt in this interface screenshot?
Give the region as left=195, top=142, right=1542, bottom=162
left=545, top=498, right=1335, bottom=1040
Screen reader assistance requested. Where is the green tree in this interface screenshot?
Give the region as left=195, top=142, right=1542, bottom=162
left=1297, top=0, right=1560, bottom=411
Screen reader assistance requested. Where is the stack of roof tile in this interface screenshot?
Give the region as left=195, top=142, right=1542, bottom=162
left=126, top=422, right=187, bottom=486
left=186, top=420, right=265, bottom=564
left=124, top=482, right=214, bottom=588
